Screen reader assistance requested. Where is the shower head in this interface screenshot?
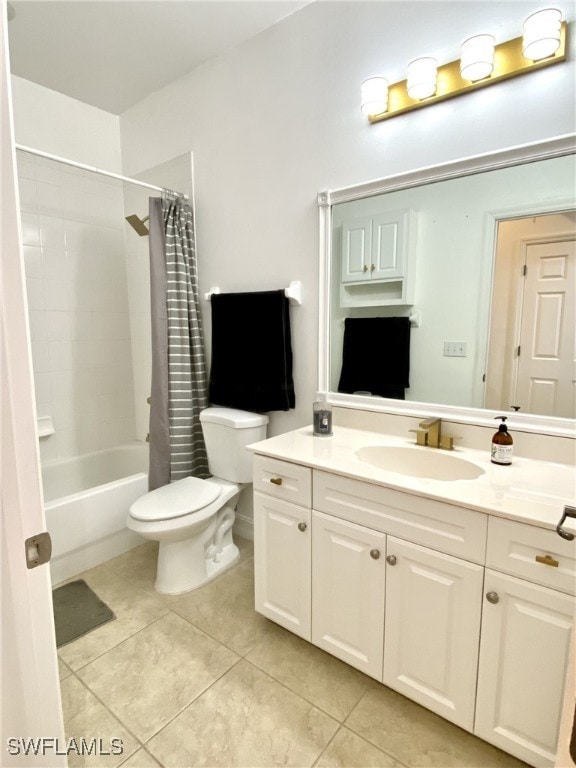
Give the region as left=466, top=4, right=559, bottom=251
left=125, top=214, right=149, bottom=236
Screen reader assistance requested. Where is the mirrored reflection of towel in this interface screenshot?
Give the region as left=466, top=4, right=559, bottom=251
left=338, top=317, right=411, bottom=399
left=209, top=290, right=295, bottom=412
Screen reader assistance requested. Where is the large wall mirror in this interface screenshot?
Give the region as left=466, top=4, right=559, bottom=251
left=318, top=135, right=576, bottom=436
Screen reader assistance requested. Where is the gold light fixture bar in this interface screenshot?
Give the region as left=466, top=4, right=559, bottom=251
left=369, top=22, right=567, bottom=124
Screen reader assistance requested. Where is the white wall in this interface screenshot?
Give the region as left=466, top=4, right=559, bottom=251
left=11, top=75, right=122, bottom=171
left=119, top=1, right=576, bottom=436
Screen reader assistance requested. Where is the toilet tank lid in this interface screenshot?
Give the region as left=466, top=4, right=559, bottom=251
left=200, top=407, right=269, bottom=428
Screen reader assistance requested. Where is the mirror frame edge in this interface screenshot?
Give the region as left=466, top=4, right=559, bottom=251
left=317, top=133, right=576, bottom=439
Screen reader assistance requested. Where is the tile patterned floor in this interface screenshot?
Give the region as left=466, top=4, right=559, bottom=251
left=56, top=538, right=528, bottom=768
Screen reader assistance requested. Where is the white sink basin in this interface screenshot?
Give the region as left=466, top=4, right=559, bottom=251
left=356, top=446, right=485, bottom=481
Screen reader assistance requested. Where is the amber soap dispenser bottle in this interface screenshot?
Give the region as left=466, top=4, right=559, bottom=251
left=491, top=416, right=513, bottom=465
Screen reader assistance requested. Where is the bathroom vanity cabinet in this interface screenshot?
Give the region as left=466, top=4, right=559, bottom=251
left=251, top=445, right=576, bottom=768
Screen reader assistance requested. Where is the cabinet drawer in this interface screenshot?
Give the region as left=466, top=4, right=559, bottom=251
left=486, top=517, right=576, bottom=595
left=253, top=454, right=312, bottom=507
left=313, top=470, right=487, bottom=563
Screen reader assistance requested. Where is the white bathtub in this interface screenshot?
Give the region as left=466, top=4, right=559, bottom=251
left=43, top=444, right=149, bottom=585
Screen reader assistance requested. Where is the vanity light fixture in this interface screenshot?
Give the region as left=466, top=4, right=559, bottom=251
left=363, top=9, right=567, bottom=123
left=407, top=57, right=437, bottom=99
left=361, top=77, right=389, bottom=117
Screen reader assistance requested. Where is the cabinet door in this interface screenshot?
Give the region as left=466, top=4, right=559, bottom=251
left=312, top=510, right=386, bottom=680
left=341, top=217, right=372, bottom=283
left=475, top=569, right=575, bottom=767
left=253, top=492, right=311, bottom=640
left=371, top=211, right=406, bottom=281
left=383, top=536, right=483, bottom=731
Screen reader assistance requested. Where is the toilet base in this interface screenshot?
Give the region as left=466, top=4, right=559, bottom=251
left=153, top=506, right=240, bottom=595
left=155, top=541, right=239, bottom=595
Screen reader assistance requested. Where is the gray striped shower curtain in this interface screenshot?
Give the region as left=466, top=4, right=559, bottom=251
left=148, top=194, right=209, bottom=490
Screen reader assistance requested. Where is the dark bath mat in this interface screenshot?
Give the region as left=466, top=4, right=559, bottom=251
left=52, top=579, right=115, bottom=648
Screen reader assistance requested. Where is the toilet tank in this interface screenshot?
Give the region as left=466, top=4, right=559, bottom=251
left=200, top=407, right=269, bottom=483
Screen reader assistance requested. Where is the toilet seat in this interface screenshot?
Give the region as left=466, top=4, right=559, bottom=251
left=129, top=477, right=221, bottom=522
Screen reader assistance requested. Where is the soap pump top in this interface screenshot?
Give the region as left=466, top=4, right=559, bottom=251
left=491, top=416, right=513, bottom=466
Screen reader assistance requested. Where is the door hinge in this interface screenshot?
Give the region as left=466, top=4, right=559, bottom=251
left=522, top=264, right=528, bottom=277
left=516, top=345, right=521, bottom=357
left=25, top=532, right=52, bottom=569
left=482, top=373, right=486, bottom=382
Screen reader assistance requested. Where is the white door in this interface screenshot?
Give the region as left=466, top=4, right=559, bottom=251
left=475, top=569, right=575, bottom=767
left=312, top=510, right=385, bottom=680
left=1, top=5, right=66, bottom=764
left=253, top=492, right=311, bottom=639
left=382, top=537, right=483, bottom=731
left=341, top=216, right=372, bottom=283
left=515, top=239, right=575, bottom=418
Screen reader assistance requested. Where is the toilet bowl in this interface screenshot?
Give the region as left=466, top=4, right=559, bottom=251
left=127, top=407, right=268, bottom=594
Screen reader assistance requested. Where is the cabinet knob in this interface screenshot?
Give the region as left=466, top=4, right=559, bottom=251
left=486, top=591, right=499, bottom=604
left=269, top=477, right=283, bottom=486
left=370, top=549, right=380, bottom=560
left=363, top=264, right=369, bottom=273
left=370, top=263, right=376, bottom=272
left=386, top=554, right=397, bottom=565
left=298, top=522, right=307, bottom=532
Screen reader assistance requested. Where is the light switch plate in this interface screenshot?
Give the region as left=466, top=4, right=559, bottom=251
left=444, top=341, right=467, bottom=357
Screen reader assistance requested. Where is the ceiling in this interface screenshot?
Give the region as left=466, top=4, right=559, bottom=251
left=7, top=0, right=311, bottom=114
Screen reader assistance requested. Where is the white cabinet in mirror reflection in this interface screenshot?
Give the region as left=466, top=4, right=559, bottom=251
left=338, top=208, right=416, bottom=307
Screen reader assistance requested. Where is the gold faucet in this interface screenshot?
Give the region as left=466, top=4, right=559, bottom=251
left=410, top=417, right=459, bottom=450
left=419, top=417, right=441, bottom=447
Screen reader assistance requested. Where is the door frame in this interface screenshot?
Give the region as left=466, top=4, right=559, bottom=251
left=483, top=203, right=575, bottom=411
left=510, top=234, right=575, bottom=414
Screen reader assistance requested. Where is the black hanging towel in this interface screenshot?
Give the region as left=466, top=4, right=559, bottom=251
left=338, top=316, right=411, bottom=399
left=209, top=290, right=295, bottom=412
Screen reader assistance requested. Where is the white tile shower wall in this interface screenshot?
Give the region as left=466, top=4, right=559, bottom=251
left=18, top=153, right=137, bottom=461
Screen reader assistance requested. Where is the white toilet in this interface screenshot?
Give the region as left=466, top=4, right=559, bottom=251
left=127, top=407, right=268, bottom=594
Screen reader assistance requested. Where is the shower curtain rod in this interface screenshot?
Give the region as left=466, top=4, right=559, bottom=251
left=15, top=144, right=188, bottom=200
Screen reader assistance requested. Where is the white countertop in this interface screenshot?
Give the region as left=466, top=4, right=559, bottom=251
left=249, top=425, right=576, bottom=533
